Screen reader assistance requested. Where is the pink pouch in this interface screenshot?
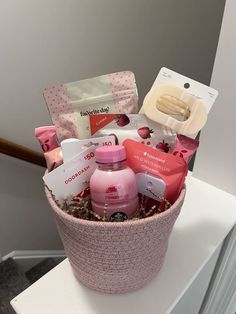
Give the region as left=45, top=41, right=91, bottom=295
left=35, top=125, right=58, bottom=152
left=44, top=147, right=63, bottom=172
left=172, top=135, right=199, bottom=164
left=43, top=71, right=139, bottom=142
left=124, top=139, right=187, bottom=204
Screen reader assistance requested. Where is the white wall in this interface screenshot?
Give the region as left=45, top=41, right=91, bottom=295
left=193, top=0, right=236, bottom=196
left=0, top=154, right=63, bottom=257
left=193, top=1, right=236, bottom=312
left=0, top=0, right=225, bottom=152
left=170, top=244, right=222, bottom=314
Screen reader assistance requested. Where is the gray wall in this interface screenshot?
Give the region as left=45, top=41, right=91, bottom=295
left=0, top=0, right=225, bottom=151
left=0, top=154, right=63, bottom=257
left=194, top=0, right=236, bottom=196
left=0, top=0, right=226, bottom=255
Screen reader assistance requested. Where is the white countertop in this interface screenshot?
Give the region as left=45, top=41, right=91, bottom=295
left=11, top=175, right=236, bottom=314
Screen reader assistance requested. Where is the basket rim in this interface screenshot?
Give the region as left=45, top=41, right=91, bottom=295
left=45, top=184, right=186, bottom=228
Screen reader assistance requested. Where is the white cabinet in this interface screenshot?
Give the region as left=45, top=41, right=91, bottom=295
left=11, top=175, right=236, bottom=314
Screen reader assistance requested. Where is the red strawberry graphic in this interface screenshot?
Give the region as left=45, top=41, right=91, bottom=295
left=156, top=140, right=170, bottom=153
left=106, top=186, right=117, bottom=193
left=137, top=127, right=153, bottom=139
left=116, top=114, right=130, bottom=127
left=173, top=150, right=187, bottom=158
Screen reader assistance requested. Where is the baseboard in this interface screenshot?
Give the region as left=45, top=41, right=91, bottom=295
left=2, top=250, right=66, bottom=272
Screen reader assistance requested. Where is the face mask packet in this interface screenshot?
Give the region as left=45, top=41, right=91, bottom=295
left=89, top=113, right=176, bottom=153
left=172, top=135, right=199, bottom=164
left=35, top=125, right=58, bottom=152
left=123, top=139, right=188, bottom=204
left=43, top=146, right=96, bottom=206
left=43, top=71, right=139, bottom=142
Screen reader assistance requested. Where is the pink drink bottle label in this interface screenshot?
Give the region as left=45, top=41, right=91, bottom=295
left=90, top=145, right=139, bottom=221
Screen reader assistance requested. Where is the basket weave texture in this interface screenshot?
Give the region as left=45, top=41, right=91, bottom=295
left=46, top=187, right=186, bottom=293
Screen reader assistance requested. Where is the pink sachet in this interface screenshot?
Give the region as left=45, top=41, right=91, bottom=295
left=172, top=135, right=199, bottom=164
left=35, top=125, right=58, bottom=152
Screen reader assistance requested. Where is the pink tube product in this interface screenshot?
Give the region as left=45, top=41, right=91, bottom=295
left=35, top=125, right=58, bottom=152
left=172, top=135, right=199, bottom=164
left=90, top=145, right=139, bottom=221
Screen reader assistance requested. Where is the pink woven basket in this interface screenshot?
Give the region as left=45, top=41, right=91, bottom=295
left=45, top=187, right=186, bottom=293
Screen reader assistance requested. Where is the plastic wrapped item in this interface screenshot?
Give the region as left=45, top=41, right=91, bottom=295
left=89, top=113, right=176, bottom=153
left=43, top=71, right=139, bottom=141
left=35, top=125, right=58, bottom=152
left=44, top=147, right=63, bottom=172
left=140, top=67, right=218, bottom=135
left=124, top=139, right=188, bottom=204
left=172, top=135, right=199, bottom=164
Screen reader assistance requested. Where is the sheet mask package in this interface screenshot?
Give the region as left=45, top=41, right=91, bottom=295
left=43, top=71, right=139, bottom=142
left=123, top=139, right=188, bottom=204
left=89, top=113, right=176, bottom=153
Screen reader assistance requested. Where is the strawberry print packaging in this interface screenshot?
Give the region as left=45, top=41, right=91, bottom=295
left=123, top=139, right=188, bottom=204
left=172, top=135, right=199, bottom=164
left=89, top=113, right=176, bottom=153
left=43, top=71, right=139, bottom=142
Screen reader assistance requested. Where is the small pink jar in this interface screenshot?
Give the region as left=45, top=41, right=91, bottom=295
left=90, top=145, right=139, bottom=221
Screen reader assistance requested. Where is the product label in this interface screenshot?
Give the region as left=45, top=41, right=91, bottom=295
left=152, top=67, right=218, bottom=112
left=110, top=212, right=128, bottom=222
left=104, top=185, right=129, bottom=202
left=79, top=106, right=110, bottom=117
left=74, top=102, right=117, bottom=139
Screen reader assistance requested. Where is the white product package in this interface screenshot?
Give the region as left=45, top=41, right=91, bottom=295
left=89, top=113, right=176, bottom=153
left=140, top=67, right=218, bottom=135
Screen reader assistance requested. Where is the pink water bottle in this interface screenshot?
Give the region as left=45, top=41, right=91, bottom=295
left=90, top=145, right=139, bottom=221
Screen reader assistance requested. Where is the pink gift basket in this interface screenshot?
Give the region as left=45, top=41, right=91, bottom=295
left=39, top=68, right=217, bottom=294
left=45, top=186, right=186, bottom=293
